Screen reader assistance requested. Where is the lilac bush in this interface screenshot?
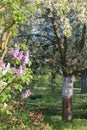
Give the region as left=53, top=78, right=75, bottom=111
left=0, top=45, right=33, bottom=116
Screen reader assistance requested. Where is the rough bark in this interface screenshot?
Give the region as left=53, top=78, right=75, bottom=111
left=62, top=75, right=75, bottom=122
left=81, top=69, right=87, bottom=93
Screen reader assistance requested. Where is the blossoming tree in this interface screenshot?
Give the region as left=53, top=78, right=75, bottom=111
left=16, top=0, right=87, bottom=122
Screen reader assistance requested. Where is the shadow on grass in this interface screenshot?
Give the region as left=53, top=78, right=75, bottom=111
left=44, top=115, right=87, bottom=130
left=26, top=87, right=87, bottom=130
left=73, top=103, right=87, bottom=119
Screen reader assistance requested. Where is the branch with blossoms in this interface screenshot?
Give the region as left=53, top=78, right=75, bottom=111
left=0, top=45, right=33, bottom=115
left=0, top=77, right=32, bottom=100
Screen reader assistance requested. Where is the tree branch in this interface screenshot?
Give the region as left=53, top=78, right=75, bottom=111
left=71, top=24, right=86, bottom=66
left=73, top=65, right=87, bottom=75
left=50, top=17, right=64, bottom=52
left=1, top=31, right=12, bottom=59
left=72, top=55, right=87, bottom=75
left=30, top=54, right=68, bottom=71
left=62, top=35, right=67, bottom=65
left=18, top=34, right=55, bottom=44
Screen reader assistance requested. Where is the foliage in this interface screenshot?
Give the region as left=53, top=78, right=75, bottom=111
left=0, top=76, right=87, bottom=130
left=0, top=0, right=34, bottom=117
left=0, top=45, right=33, bottom=118
left=29, top=111, right=52, bottom=130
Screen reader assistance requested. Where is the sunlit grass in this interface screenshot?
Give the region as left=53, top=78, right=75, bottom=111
left=1, top=75, right=87, bottom=130
left=27, top=85, right=87, bottom=130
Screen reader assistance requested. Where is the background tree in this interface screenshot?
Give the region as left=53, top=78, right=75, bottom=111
left=81, top=69, right=87, bottom=93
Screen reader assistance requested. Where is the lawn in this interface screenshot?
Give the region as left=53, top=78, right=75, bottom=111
left=26, top=86, right=87, bottom=130
left=0, top=76, right=87, bottom=130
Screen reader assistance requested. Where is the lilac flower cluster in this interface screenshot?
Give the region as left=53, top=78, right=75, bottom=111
left=9, top=47, right=29, bottom=77
left=15, top=65, right=24, bottom=77
left=17, top=51, right=23, bottom=60
left=9, top=47, right=29, bottom=66
left=22, top=51, right=29, bottom=65
left=10, top=47, right=19, bottom=59
left=22, top=89, right=31, bottom=99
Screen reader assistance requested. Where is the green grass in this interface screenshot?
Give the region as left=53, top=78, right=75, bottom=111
left=1, top=84, right=87, bottom=130
left=27, top=87, right=87, bottom=130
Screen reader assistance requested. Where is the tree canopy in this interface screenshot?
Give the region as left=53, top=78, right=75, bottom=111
left=16, top=0, right=87, bottom=77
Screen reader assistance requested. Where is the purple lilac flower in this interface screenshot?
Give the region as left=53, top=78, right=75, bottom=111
left=21, top=56, right=29, bottom=65
left=22, top=89, right=31, bottom=99
left=10, top=47, right=19, bottom=59
left=22, top=51, right=29, bottom=65
left=23, top=51, right=29, bottom=57
left=15, top=65, right=24, bottom=76
left=17, top=51, right=23, bottom=60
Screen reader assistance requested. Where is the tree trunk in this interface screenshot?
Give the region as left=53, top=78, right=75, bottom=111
left=62, top=75, right=75, bottom=122
left=81, top=70, right=87, bottom=93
